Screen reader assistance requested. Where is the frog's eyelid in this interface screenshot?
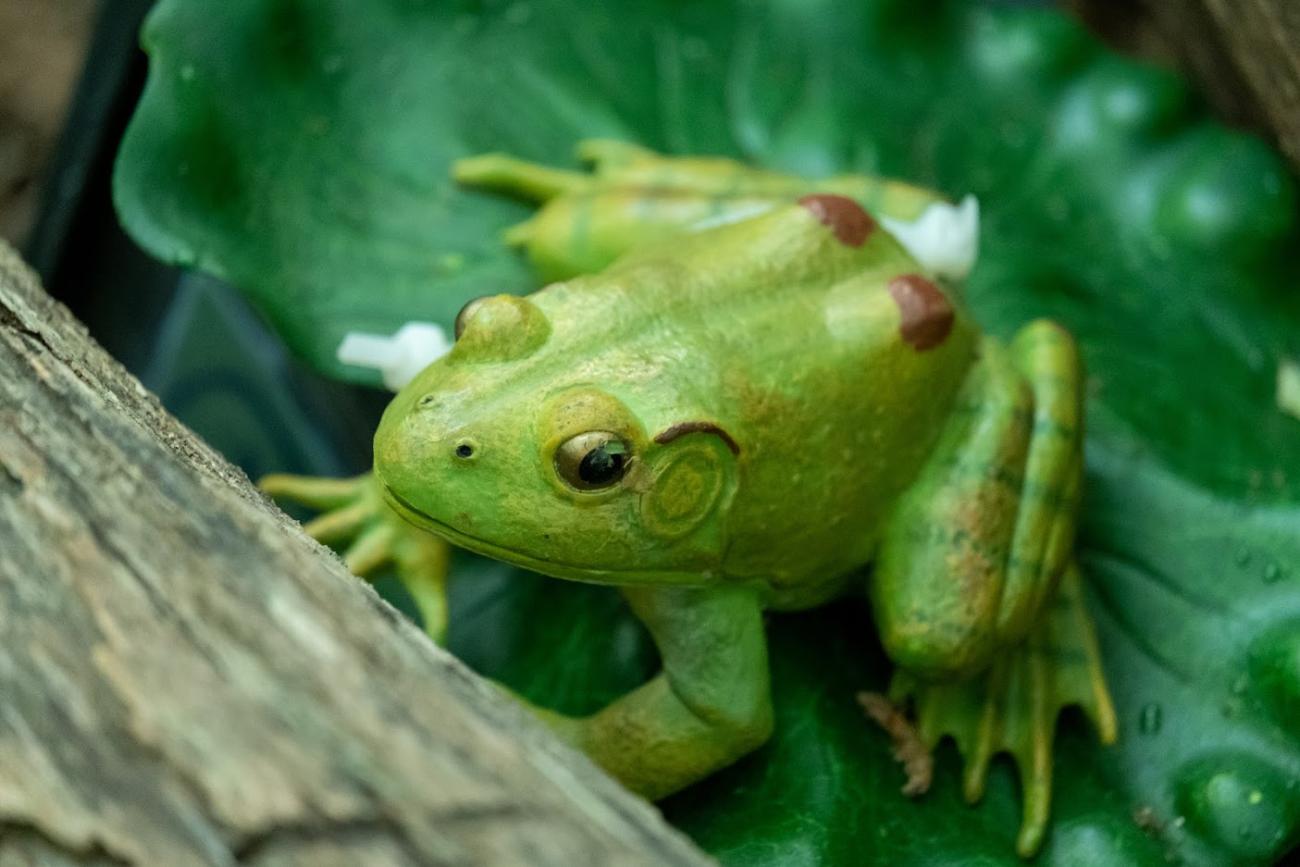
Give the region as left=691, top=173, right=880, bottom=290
left=653, top=421, right=740, bottom=455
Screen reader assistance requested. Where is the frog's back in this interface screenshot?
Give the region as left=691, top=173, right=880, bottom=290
left=534, top=197, right=979, bottom=598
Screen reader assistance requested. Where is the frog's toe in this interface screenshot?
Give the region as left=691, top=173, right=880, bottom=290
left=451, top=153, right=589, bottom=202
left=259, top=472, right=366, bottom=510
left=1017, top=745, right=1052, bottom=858
left=302, top=500, right=371, bottom=545
left=392, top=532, right=451, bottom=643
left=502, top=217, right=536, bottom=248
left=342, top=522, right=398, bottom=577
left=891, top=563, right=1115, bottom=857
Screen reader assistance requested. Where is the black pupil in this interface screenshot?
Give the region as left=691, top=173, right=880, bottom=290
left=579, top=443, right=626, bottom=485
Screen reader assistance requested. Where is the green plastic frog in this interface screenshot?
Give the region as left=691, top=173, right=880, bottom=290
left=262, top=140, right=1117, bottom=857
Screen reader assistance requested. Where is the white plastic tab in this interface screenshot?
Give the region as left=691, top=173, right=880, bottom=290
left=881, top=195, right=981, bottom=281
left=337, top=321, right=452, bottom=391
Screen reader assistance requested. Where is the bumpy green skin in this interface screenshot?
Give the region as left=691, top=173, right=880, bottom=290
left=271, top=143, right=1117, bottom=858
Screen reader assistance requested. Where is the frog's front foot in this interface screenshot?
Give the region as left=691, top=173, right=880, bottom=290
left=881, top=565, right=1116, bottom=858
left=259, top=472, right=450, bottom=642
left=532, top=585, right=774, bottom=801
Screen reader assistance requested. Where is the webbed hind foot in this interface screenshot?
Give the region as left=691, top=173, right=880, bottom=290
left=880, top=565, right=1116, bottom=857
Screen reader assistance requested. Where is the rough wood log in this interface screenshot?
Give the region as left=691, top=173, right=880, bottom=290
left=0, top=239, right=712, bottom=866
left=1076, top=0, right=1300, bottom=172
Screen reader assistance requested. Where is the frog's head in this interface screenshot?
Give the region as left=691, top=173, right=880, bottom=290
left=373, top=294, right=740, bottom=585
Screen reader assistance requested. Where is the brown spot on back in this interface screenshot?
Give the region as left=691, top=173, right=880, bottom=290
left=887, top=274, right=954, bottom=351
left=797, top=194, right=875, bottom=247
left=654, top=421, right=740, bottom=455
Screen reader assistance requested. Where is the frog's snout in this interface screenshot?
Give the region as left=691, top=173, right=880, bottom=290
left=406, top=400, right=483, bottom=465
left=390, top=414, right=481, bottom=472
left=375, top=394, right=476, bottom=492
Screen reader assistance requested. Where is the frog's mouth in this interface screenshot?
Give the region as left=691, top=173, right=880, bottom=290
left=382, top=485, right=701, bottom=585
left=383, top=486, right=542, bottom=566
left=379, top=486, right=670, bottom=587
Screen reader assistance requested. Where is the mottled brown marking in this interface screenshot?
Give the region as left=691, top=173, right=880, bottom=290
left=797, top=194, right=875, bottom=247
left=887, top=274, right=954, bottom=351
left=857, top=692, right=932, bottom=797
left=654, top=421, right=740, bottom=455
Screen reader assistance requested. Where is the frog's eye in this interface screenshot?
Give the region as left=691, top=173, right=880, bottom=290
left=454, top=295, right=491, bottom=340
left=554, top=432, right=631, bottom=491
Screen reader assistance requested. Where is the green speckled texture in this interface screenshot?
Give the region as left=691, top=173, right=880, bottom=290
left=114, top=0, right=1300, bottom=863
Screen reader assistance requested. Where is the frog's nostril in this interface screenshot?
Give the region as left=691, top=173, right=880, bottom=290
left=418, top=394, right=437, bottom=409
left=454, top=440, right=477, bottom=460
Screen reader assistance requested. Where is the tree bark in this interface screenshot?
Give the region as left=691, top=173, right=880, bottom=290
left=0, top=239, right=711, bottom=866
left=1076, top=0, right=1300, bottom=172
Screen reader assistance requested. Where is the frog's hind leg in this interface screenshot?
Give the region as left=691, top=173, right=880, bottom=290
left=868, top=320, right=1116, bottom=856
left=894, top=564, right=1117, bottom=857
left=452, top=145, right=791, bottom=280
left=996, top=320, right=1085, bottom=643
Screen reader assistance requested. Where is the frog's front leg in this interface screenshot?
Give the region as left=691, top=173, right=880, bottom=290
left=538, top=583, right=773, bottom=800
left=868, top=322, right=1115, bottom=857
left=260, top=472, right=451, bottom=642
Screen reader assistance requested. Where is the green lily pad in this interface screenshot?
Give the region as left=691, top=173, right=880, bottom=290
left=114, top=0, right=1300, bottom=863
